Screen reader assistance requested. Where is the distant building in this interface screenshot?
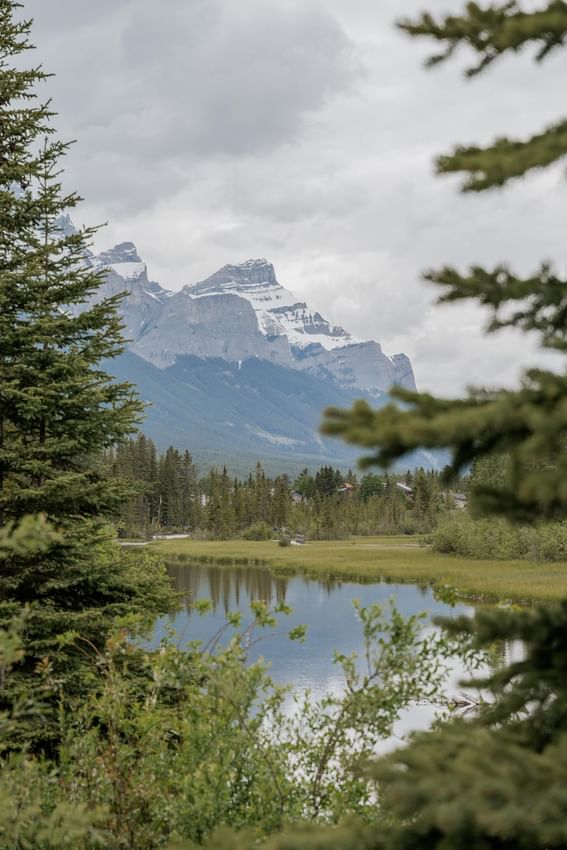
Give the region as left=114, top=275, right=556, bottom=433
left=291, top=491, right=307, bottom=504
left=396, top=482, right=414, bottom=496
left=440, top=491, right=468, bottom=509
left=338, top=482, right=354, bottom=495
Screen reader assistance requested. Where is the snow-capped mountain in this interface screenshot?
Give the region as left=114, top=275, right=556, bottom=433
left=89, top=246, right=416, bottom=394
left=65, top=224, right=434, bottom=469
left=183, top=259, right=416, bottom=394
left=188, top=259, right=356, bottom=352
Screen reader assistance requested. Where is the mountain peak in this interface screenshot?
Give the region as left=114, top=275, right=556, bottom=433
left=216, top=258, right=277, bottom=285
left=97, top=241, right=142, bottom=265
left=55, top=213, right=77, bottom=238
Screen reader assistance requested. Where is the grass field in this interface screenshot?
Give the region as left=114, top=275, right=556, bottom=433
left=148, top=536, right=567, bottom=605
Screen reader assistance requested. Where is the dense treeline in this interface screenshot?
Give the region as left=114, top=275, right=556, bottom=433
left=104, top=435, right=458, bottom=539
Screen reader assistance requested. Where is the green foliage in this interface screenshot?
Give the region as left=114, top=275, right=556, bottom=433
left=0, top=3, right=175, bottom=742
left=427, top=263, right=567, bottom=351
left=52, top=599, right=469, bottom=849
left=204, top=603, right=567, bottom=850
left=0, top=531, right=103, bottom=849
left=351, top=603, right=567, bottom=850
left=432, top=512, right=567, bottom=561
left=242, top=521, right=273, bottom=540
left=1, top=528, right=174, bottom=751
left=293, top=468, right=316, bottom=499
left=432, top=455, right=567, bottom=560
left=399, top=1, right=567, bottom=75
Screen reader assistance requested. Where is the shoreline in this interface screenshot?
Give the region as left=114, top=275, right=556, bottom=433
left=148, top=535, right=567, bottom=606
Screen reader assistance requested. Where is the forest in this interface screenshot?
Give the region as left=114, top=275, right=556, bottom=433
left=106, top=436, right=567, bottom=561
left=104, top=435, right=454, bottom=539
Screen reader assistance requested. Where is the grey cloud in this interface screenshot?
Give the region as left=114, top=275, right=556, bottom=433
left=26, top=0, right=358, bottom=211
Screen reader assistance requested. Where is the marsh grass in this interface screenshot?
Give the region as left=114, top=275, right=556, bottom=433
left=149, top=536, right=567, bottom=605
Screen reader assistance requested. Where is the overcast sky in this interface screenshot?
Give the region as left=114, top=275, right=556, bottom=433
left=25, top=0, right=566, bottom=395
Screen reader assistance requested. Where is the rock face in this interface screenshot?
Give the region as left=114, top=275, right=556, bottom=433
left=294, top=341, right=412, bottom=394
left=189, top=259, right=354, bottom=351
left=131, top=291, right=294, bottom=369
left=64, top=213, right=416, bottom=395
left=92, top=250, right=417, bottom=393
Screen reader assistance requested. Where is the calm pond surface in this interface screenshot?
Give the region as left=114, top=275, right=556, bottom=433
left=151, top=560, right=477, bottom=741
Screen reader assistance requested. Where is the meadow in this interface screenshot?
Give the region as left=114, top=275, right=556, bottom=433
left=149, top=535, right=567, bottom=605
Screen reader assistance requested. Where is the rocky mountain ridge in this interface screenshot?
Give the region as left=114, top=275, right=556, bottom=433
left=86, top=235, right=416, bottom=396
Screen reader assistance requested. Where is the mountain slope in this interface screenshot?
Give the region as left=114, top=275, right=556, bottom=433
left=110, top=351, right=438, bottom=474
left=109, top=351, right=383, bottom=472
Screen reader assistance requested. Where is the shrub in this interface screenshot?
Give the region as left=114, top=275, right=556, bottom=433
left=431, top=513, right=567, bottom=562
left=242, top=522, right=273, bottom=541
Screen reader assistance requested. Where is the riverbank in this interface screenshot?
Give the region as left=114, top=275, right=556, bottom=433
left=148, top=535, right=567, bottom=605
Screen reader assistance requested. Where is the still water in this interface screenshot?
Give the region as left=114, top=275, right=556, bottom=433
left=151, top=560, right=476, bottom=740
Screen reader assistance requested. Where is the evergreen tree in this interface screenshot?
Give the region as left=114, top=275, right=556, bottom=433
left=323, top=0, right=567, bottom=523
left=252, top=462, right=270, bottom=523
left=293, top=469, right=315, bottom=499
left=0, top=2, right=172, bottom=724
left=271, top=475, right=291, bottom=528
left=359, top=474, right=384, bottom=502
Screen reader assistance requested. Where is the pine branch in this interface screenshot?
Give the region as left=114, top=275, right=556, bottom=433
left=426, top=263, right=567, bottom=350
left=398, top=2, right=567, bottom=76
left=436, top=119, right=567, bottom=191
left=398, top=4, right=567, bottom=190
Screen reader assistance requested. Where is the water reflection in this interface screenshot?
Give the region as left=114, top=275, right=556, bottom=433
left=169, top=561, right=288, bottom=615
left=151, top=560, right=475, bottom=712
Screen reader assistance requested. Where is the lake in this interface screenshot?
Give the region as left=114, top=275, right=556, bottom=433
left=151, top=560, right=478, bottom=743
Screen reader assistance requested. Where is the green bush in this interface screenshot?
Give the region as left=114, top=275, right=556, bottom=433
left=53, top=600, right=471, bottom=849
left=242, top=522, right=274, bottom=541
left=431, top=513, right=567, bottom=562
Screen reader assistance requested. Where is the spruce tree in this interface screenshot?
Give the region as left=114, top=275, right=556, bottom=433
left=0, top=2, right=172, bottom=722
left=322, top=0, right=567, bottom=523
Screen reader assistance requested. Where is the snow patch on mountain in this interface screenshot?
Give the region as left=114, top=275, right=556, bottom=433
left=186, top=259, right=361, bottom=352
left=107, top=261, right=147, bottom=281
